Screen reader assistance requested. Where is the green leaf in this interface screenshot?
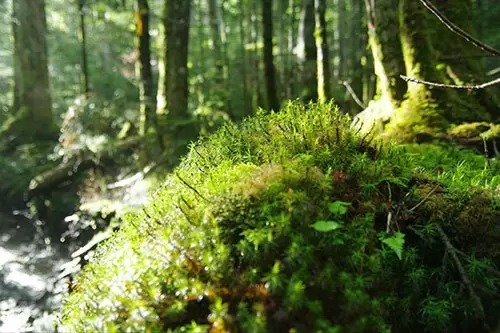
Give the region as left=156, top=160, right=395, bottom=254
left=381, top=232, right=405, bottom=260
left=328, top=201, right=351, bottom=216
left=310, top=220, right=342, bottom=232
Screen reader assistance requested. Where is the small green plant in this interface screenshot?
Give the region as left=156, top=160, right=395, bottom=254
left=379, top=232, right=406, bottom=260
left=310, top=201, right=350, bottom=232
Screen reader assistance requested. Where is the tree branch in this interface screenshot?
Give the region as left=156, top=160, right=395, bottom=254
left=435, top=224, right=486, bottom=324
left=418, top=0, right=500, bottom=57
left=400, top=75, right=500, bottom=90
left=341, top=81, right=366, bottom=108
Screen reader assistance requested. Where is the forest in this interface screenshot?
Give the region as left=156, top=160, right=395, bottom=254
left=0, top=0, right=498, bottom=332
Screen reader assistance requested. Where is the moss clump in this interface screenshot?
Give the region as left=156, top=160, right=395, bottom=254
left=60, top=101, right=499, bottom=332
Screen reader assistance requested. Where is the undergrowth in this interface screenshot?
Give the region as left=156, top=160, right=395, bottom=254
left=60, top=101, right=499, bottom=332
left=0, top=142, right=56, bottom=209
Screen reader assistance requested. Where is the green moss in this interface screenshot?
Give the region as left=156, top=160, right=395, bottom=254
left=448, top=122, right=500, bottom=142
left=60, top=102, right=499, bottom=332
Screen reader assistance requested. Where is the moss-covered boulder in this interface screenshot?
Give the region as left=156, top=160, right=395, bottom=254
left=60, top=102, right=499, bottom=332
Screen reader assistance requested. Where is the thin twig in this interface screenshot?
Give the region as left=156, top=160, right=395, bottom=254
left=341, top=81, right=367, bottom=108
left=400, top=75, right=500, bottom=90
left=409, top=184, right=440, bottom=212
left=439, top=54, right=500, bottom=61
left=418, top=0, right=500, bottom=56
left=435, top=224, right=486, bottom=321
left=175, top=172, right=207, bottom=201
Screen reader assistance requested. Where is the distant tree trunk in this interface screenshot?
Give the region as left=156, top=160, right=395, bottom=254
left=297, top=0, right=317, bottom=101
left=78, top=0, right=89, bottom=96
left=286, top=0, right=297, bottom=98
left=277, top=0, right=287, bottom=100
left=135, top=0, right=155, bottom=137
left=337, top=0, right=347, bottom=81
left=314, top=0, right=331, bottom=102
left=262, top=0, right=280, bottom=111
left=238, top=0, right=250, bottom=115
left=208, top=0, right=228, bottom=111
left=1, top=0, right=56, bottom=146
left=349, top=0, right=367, bottom=111
left=157, top=0, right=193, bottom=148
left=249, top=1, right=264, bottom=109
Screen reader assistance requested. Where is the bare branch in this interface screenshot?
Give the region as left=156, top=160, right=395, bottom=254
left=341, top=81, right=366, bottom=108
left=400, top=75, right=500, bottom=90
left=436, top=224, right=486, bottom=323
left=418, top=0, right=500, bottom=57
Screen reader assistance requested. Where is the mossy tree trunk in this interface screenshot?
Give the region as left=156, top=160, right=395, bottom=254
left=314, top=0, right=331, bottom=103
left=2, top=0, right=57, bottom=147
left=156, top=0, right=193, bottom=149
left=356, top=0, right=406, bottom=133
left=357, top=0, right=496, bottom=141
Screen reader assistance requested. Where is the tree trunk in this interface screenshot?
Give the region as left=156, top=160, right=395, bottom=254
left=354, top=0, right=407, bottom=134
left=135, top=0, right=155, bottom=137
left=262, top=0, right=280, bottom=111
left=337, top=0, right=347, bottom=81
left=297, top=0, right=317, bottom=101
left=78, top=0, right=90, bottom=96
left=208, top=0, right=228, bottom=111
left=286, top=0, right=297, bottom=98
left=1, top=0, right=56, bottom=146
left=314, top=0, right=331, bottom=102
left=238, top=0, right=250, bottom=115
left=157, top=0, right=193, bottom=148
left=357, top=0, right=496, bottom=141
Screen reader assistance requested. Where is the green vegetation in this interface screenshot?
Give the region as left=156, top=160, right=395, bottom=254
left=60, top=102, right=499, bottom=332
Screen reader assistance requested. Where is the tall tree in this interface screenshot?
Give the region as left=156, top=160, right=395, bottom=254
left=1, top=0, right=56, bottom=146
left=262, top=0, right=280, bottom=111
left=297, top=0, right=317, bottom=101
left=135, top=0, right=155, bottom=137
left=156, top=0, right=193, bottom=147
left=78, top=0, right=90, bottom=96
left=238, top=0, right=250, bottom=115
left=314, top=0, right=331, bottom=102
left=207, top=0, right=229, bottom=112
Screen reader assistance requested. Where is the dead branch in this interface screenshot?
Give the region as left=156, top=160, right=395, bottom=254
left=341, top=81, right=367, bottom=108
left=400, top=75, right=500, bottom=90
left=409, top=184, right=440, bottom=212
left=418, top=0, right=500, bottom=57
left=435, top=224, right=486, bottom=322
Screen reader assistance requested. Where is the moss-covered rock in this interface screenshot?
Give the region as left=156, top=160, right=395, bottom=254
left=60, top=102, right=499, bottom=332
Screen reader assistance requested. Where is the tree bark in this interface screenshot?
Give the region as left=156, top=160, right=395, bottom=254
left=314, top=0, right=331, bottom=102
left=356, top=0, right=496, bottom=141
left=262, top=0, right=280, bottom=111
left=78, top=0, right=90, bottom=96
left=238, top=0, right=250, bottom=115
left=208, top=0, right=228, bottom=111
left=135, top=0, right=155, bottom=137
left=297, top=0, right=317, bottom=101
left=157, top=0, right=193, bottom=147
left=1, top=0, right=56, bottom=146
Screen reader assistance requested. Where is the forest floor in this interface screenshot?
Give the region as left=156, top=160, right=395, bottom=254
left=0, top=210, right=68, bottom=332
left=0, top=168, right=151, bottom=332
